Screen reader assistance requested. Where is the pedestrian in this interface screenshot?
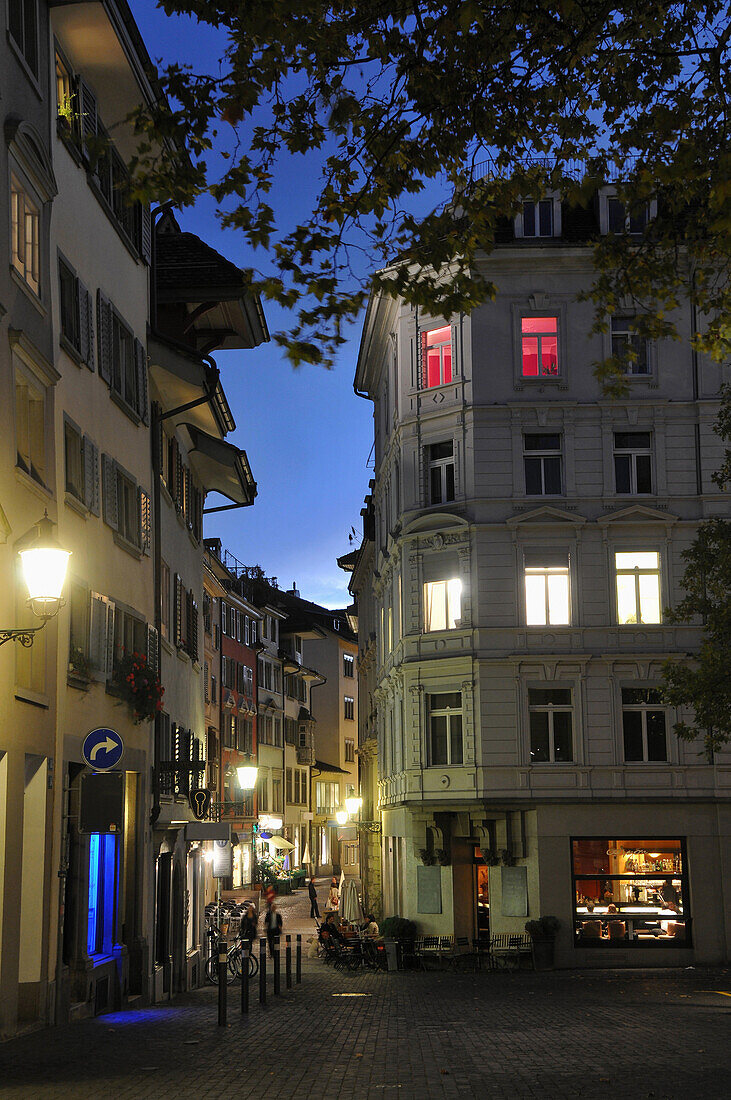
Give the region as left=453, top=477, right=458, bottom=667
left=242, top=903, right=258, bottom=949
left=327, top=876, right=339, bottom=912
left=308, top=875, right=320, bottom=919
left=264, top=898, right=283, bottom=958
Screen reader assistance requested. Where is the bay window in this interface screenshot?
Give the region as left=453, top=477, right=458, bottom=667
left=428, top=692, right=463, bottom=766
left=424, top=578, right=462, bottom=631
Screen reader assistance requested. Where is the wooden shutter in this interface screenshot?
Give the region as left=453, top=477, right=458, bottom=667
left=78, top=281, right=95, bottom=370
left=221, top=601, right=227, bottom=636
left=139, top=203, right=152, bottom=265
left=97, top=290, right=113, bottom=384
left=139, top=487, right=151, bottom=554
left=175, top=445, right=184, bottom=511
left=146, top=623, right=159, bottom=679
left=102, top=454, right=118, bottom=529
left=204, top=662, right=209, bottom=704
left=190, top=596, right=199, bottom=662
left=88, top=593, right=108, bottom=679
left=83, top=437, right=100, bottom=515
left=173, top=573, right=182, bottom=647
left=134, top=338, right=149, bottom=423
left=77, top=77, right=98, bottom=160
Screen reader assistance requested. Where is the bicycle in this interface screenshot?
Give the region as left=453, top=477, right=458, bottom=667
left=204, top=925, right=259, bottom=984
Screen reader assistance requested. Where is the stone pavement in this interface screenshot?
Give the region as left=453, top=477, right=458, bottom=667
left=1, top=954, right=730, bottom=1100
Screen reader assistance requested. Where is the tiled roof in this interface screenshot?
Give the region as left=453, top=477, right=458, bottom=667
left=156, top=229, right=246, bottom=298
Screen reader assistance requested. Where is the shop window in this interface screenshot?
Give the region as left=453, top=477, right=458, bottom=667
left=343, top=652, right=354, bottom=678
left=9, top=0, right=39, bottom=76
left=15, top=366, right=47, bottom=488
left=428, top=441, right=455, bottom=504
left=611, top=316, right=650, bottom=375
left=622, top=688, right=667, bottom=762
left=87, top=832, right=118, bottom=956
left=615, top=551, right=661, bottom=625
left=421, top=326, right=452, bottom=388
left=344, top=696, right=355, bottom=720
left=428, top=691, right=463, bottom=766
left=522, top=199, right=553, bottom=238
left=524, top=434, right=562, bottom=495
left=424, top=578, right=462, bottom=631
left=521, top=317, right=558, bottom=377
left=572, top=838, right=689, bottom=948
left=528, top=687, right=573, bottom=763
left=614, top=433, right=652, bottom=494
left=524, top=551, right=569, bottom=626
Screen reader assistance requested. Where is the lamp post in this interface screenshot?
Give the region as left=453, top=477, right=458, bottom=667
left=1, top=512, right=71, bottom=646
left=236, top=764, right=258, bottom=887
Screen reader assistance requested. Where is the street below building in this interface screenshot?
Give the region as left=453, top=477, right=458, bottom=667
left=1, top=906, right=729, bottom=1100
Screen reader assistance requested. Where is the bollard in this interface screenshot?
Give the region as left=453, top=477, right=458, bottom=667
left=274, top=936, right=281, bottom=995
left=285, top=934, right=292, bottom=990
left=259, top=937, right=267, bottom=1006
left=218, top=937, right=228, bottom=1026
left=241, top=943, right=249, bottom=1015
left=296, top=933, right=302, bottom=984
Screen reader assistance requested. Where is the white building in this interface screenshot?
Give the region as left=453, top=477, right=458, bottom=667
left=352, top=187, right=731, bottom=967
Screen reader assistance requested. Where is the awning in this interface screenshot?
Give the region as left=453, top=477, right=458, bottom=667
left=183, top=423, right=256, bottom=505
left=266, top=835, right=295, bottom=850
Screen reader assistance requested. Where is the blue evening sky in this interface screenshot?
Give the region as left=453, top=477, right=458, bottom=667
left=128, top=1, right=376, bottom=608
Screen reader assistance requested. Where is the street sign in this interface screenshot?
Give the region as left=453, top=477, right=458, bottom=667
left=82, top=727, right=124, bottom=771
left=79, top=772, right=124, bottom=833
left=212, top=839, right=233, bottom=878
left=189, top=788, right=211, bottom=820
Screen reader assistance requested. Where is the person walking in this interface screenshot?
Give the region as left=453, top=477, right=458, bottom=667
left=327, top=876, right=339, bottom=912
left=264, top=899, right=283, bottom=958
left=308, top=876, right=320, bottom=919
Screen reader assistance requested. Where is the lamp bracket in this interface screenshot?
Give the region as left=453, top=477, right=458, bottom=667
left=0, top=626, right=44, bottom=648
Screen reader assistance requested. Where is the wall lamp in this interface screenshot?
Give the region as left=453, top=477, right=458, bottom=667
left=1, top=513, right=71, bottom=647
left=237, top=764, right=258, bottom=790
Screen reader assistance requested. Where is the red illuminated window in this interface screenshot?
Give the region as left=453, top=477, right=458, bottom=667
left=521, top=317, right=559, bottom=377
left=421, top=326, right=452, bottom=388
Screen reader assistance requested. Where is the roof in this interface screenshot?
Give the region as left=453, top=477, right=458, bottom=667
left=337, top=550, right=359, bottom=572
left=156, top=227, right=248, bottom=299
left=313, top=759, right=351, bottom=775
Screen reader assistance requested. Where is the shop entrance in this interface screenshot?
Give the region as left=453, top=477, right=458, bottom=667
left=476, top=863, right=490, bottom=943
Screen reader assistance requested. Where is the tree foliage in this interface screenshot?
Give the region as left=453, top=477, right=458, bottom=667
left=131, top=2, right=731, bottom=371
left=662, top=386, right=731, bottom=759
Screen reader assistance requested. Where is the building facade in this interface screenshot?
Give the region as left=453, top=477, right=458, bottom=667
left=352, top=189, right=731, bottom=966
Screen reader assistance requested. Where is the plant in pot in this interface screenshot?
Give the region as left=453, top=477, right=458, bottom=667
left=112, top=650, right=164, bottom=723
left=525, top=915, right=560, bottom=971
left=381, top=915, right=417, bottom=969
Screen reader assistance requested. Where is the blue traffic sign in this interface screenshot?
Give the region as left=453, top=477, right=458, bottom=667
left=82, top=727, right=124, bottom=771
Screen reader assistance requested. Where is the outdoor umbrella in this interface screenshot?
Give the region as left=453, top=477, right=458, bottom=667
left=341, top=879, right=364, bottom=925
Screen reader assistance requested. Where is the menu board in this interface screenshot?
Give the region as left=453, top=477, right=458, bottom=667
left=501, top=866, right=528, bottom=916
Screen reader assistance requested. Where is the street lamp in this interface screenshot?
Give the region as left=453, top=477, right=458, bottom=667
left=335, top=810, right=348, bottom=826
left=345, top=796, right=362, bottom=815
left=1, top=512, right=71, bottom=647
left=236, top=764, right=258, bottom=790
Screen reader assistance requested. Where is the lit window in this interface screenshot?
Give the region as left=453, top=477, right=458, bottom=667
left=614, top=433, right=653, bottom=494
left=428, top=692, right=463, bottom=766
left=522, top=199, right=553, bottom=238
left=521, top=317, right=558, bottom=377
left=525, top=559, right=570, bottom=626
left=421, top=326, right=452, bottom=388
left=344, top=696, right=355, bottom=720
left=622, top=688, right=667, bottom=762
left=611, top=316, right=649, bottom=375
left=424, top=578, right=462, bottom=631
left=343, top=653, right=354, bottom=678
left=529, top=688, right=573, bottom=763
left=345, top=738, right=355, bottom=762
left=11, top=177, right=40, bottom=294
left=428, top=441, right=455, bottom=504
left=615, top=552, right=661, bottom=625
left=524, top=434, right=562, bottom=495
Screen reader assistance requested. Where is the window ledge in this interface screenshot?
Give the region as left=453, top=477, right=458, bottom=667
left=109, top=388, right=142, bottom=426
left=64, top=491, right=89, bottom=518
left=67, top=671, right=92, bottom=691
left=176, top=647, right=191, bottom=665
left=10, top=267, right=47, bottom=316
left=112, top=531, right=142, bottom=559
left=160, top=635, right=174, bottom=656
left=15, top=464, right=52, bottom=502
left=14, top=686, right=49, bottom=709
left=59, top=333, right=89, bottom=369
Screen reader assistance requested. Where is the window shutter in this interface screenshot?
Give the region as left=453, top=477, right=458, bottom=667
left=191, top=597, right=199, bottom=662
left=97, top=290, right=113, bottom=384
left=83, top=437, right=100, bottom=515
left=78, top=77, right=98, bottom=160
left=139, top=204, right=152, bottom=265
left=78, top=281, right=95, bottom=370
left=174, top=573, right=182, bottom=647
left=102, top=454, right=118, bottom=529
left=104, top=598, right=116, bottom=678
left=176, top=446, right=184, bottom=511
left=169, top=437, right=179, bottom=502
left=185, top=589, right=194, bottom=656
left=139, top=487, right=152, bottom=554
left=221, top=655, right=227, bottom=688
left=146, top=623, right=159, bottom=679
left=204, top=662, right=209, bottom=704
left=221, top=601, right=227, bottom=636
left=134, top=339, right=149, bottom=424
left=88, top=593, right=108, bottom=678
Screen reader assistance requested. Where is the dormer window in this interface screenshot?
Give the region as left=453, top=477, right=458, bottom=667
left=523, top=199, right=553, bottom=238
left=421, top=326, right=452, bottom=388
left=607, top=197, right=648, bottom=235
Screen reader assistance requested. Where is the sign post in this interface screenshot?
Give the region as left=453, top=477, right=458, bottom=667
left=81, top=727, right=124, bottom=772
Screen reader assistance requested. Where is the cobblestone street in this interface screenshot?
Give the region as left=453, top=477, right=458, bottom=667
left=1, top=950, right=729, bottom=1099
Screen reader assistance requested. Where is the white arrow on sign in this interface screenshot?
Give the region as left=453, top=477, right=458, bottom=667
left=91, top=737, right=117, bottom=761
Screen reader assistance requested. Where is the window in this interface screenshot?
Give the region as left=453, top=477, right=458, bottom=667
left=428, top=441, right=455, bottom=504
left=528, top=688, right=573, bottom=763
left=102, top=455, right=150, bottom=550
left=15, top=367, right=46, bottom=487
left=524, top=434, right=562, bottom=495
left=607, top=198, right=647, bottom=234
left=428, top=692, right=463, bottom=766
left=257, top=774, right=269, bottom=813
left=343, top=653, right=354, bottom=678
left=285, top=768, right=293, bottom=804
left=622, top=689, right=667, bottom=762
left=522, top=199, right=553, bottom=238
left=97, top=293, right=147, bottom=423
left=272, top=775, right=283, bottom=813
left=113, top=608, right=147, bottom=675
left=9, top=0, right=39, bottom=76
left=614, top=433, right=652, bottom=494
left=611, top=316, right=649, bottom=375
left=521, top=317, right=558, bottom=377
left=524, top=552, right=569, bottom=626
left=421, top=326, right=452, bottom=388
left=210, top=675, right=217, bottom=705
left=424, top=578, right=462, bottom=631
left=285, top=717, right=297, bottom=744
left=59, top=257, right=94, bottom=368
left=11, top=177, right=40, bottom=294
left=344, top=696, right=355, bottom=721
left=64, top=417, right=100, bottom=512
left=345, top=738, right=355, bottom=763
left=55, top=50, right=74, bottom=123
left=615, top=551, right=661, bottom=625
left=315, top=782, right=339, bottom=815
left=572, top=838, right=688, bottom=948
left=237, top=717, right=253, bottom=755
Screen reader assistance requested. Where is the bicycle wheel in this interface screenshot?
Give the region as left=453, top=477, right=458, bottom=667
left=248, top=951, right=259, bottom=978
left=205, top=955, right=219, bottom=984
left=226, top=948, right=239, bottom=984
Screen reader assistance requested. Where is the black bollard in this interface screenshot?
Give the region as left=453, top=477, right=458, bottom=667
left=218, top=937, right=228, bottom=1026
left=241, top=943, right=249, bottom=1015
left=285, top=934, right=292, bottom=990
left=296, top=933, right=302, bottom=984
left=274, top=936, right=281, bottom=995
left=259, top=936, right=267, bottom=1006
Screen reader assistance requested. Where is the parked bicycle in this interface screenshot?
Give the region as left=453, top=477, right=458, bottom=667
left=205, top=919, right=259, bottom=984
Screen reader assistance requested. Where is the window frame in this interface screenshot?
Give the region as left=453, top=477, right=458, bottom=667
left=343, top=652, right=354, bottom=678
left=423, top=577, right=462, bottom=632
left=523, top=433, right=563, bottom=496
left=427, top=440, right=455, bottom=505
left=527, top=686, right=575, bottom=764
left=14, top=361, right=49, bottom=489
left=427, top=691, right=464, bottom=767
left=614, top=550, right=663, bottom=626
left=520, top=316, right=560, bottom=379
left=523, top=555, right=571, bottom=627
left=516, top=196, right=561, bottom=239
left=621, top=687, right=669, bottom=763
left=610, top=316, right=651, bottom=377
left=8, top=0, right=40, bottom=81
left=613, top=432, right=653, bottom=495
left=420, top=324, right=454, bottom=390
left=10, top=173, right=40, bottom=296
left=344, top=696, right=355, bottom=721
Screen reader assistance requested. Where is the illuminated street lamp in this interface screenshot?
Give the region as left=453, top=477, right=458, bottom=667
left=1, top=513, right=71, bottom=647
left=345, top=797, right=362, bottom=816
left=236, top=764, right=258, bottom=790
left=335, top=810, right=348, bottom=826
